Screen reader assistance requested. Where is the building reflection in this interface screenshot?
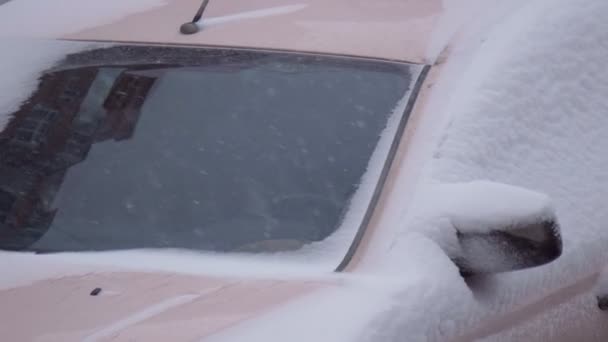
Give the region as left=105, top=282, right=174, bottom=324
left=0, top=67, right=156, bottom=250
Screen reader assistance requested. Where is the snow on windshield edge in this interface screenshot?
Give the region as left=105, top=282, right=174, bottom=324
left=0, top=39, right=102, bottom=131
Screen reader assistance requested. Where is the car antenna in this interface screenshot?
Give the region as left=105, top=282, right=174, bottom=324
left=180, top=0, right=211, bottom=34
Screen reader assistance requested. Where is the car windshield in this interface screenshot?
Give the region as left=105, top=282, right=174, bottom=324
left=0, top=43, right=423, bottom=261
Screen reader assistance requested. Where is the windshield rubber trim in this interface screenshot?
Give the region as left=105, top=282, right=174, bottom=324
left=334, top=64, right=431, bottom=272
left=61, top=38, right=423, bottom=66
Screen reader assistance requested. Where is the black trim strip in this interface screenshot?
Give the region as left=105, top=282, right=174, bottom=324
left=334, top=65, right=431, bottom=272
left=53, top=44, right=415, bottom=76
left=61, top=38, right=423, bottom=66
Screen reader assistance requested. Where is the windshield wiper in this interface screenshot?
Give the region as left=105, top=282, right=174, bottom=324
left=180, top=0, right=211, bottom=35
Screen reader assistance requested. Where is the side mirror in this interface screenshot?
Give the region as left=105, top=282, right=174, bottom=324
left=454, top=219, right=561, bottom=277
left=427, top=181, right=562, bottom=277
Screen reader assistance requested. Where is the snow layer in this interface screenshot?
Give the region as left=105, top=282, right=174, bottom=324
left=0, top=251, right=109, bottom=290
left=425, top=0, right=608, bottom=281
left=0, top=39, right=88, bottom=130
left=362, top=0, right=608, bottom=340
left=0, top=0, right=167, bottom=38
left=418, top=181, right=554, bottom=235
left=405, top=181, right=557, bottom=273
left=425, top=0, right=528, bottom=63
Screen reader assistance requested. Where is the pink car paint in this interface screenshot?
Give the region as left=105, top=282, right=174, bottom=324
left=0, top=271, right=325, bottom=341
left=67, top=0, right=443, bottom=64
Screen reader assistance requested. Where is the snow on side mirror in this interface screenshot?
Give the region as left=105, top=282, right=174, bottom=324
left=428, top=181, right=562, bottom=277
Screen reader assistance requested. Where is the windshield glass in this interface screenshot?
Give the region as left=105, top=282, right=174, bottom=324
left=0, top=43, right=423, bottom=261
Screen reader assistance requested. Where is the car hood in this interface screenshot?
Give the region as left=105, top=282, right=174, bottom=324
left=0, top=271, right=323, bottom=341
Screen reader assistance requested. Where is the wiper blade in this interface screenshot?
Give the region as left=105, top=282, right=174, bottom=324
left=180, top=0, right=211, bottom=35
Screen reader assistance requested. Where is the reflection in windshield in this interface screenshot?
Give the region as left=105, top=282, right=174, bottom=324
left=0, top=45, right=418, bottom=254
left=0, top=65, right=155, bottom=249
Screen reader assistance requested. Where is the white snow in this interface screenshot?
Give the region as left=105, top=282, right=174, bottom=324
left=358, top=0, right=608, bottom=340
left=425, top=0, right=528, bottom=63
left=0, top=247, right=345, bottom=291
left=0, top=251, right=102, bottom=290
left=15, top=249, right=339, bottom=281
left=0, top=39, right=93, bottom=130
left=0, top=0, right=167, bottom=38
left=205, top=284, right=395, bottom=342
left=422, top=0, right=608, bottom=282
left=402, top=181, right=556, bottom=268
left=417, top=181, right=554, bottom=235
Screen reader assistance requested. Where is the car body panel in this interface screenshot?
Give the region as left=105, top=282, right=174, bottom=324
left=0, top=271, right=326, bottom=341
left=342, top=57, right=441, bottom=272
left=66, top=0, right=442, bottom=63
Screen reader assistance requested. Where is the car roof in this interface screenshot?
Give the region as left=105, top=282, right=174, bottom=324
left=65, top=0, right=442, bottom=64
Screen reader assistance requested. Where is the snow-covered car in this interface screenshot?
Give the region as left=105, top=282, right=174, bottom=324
left=0, top=0, right=607, bottom=341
